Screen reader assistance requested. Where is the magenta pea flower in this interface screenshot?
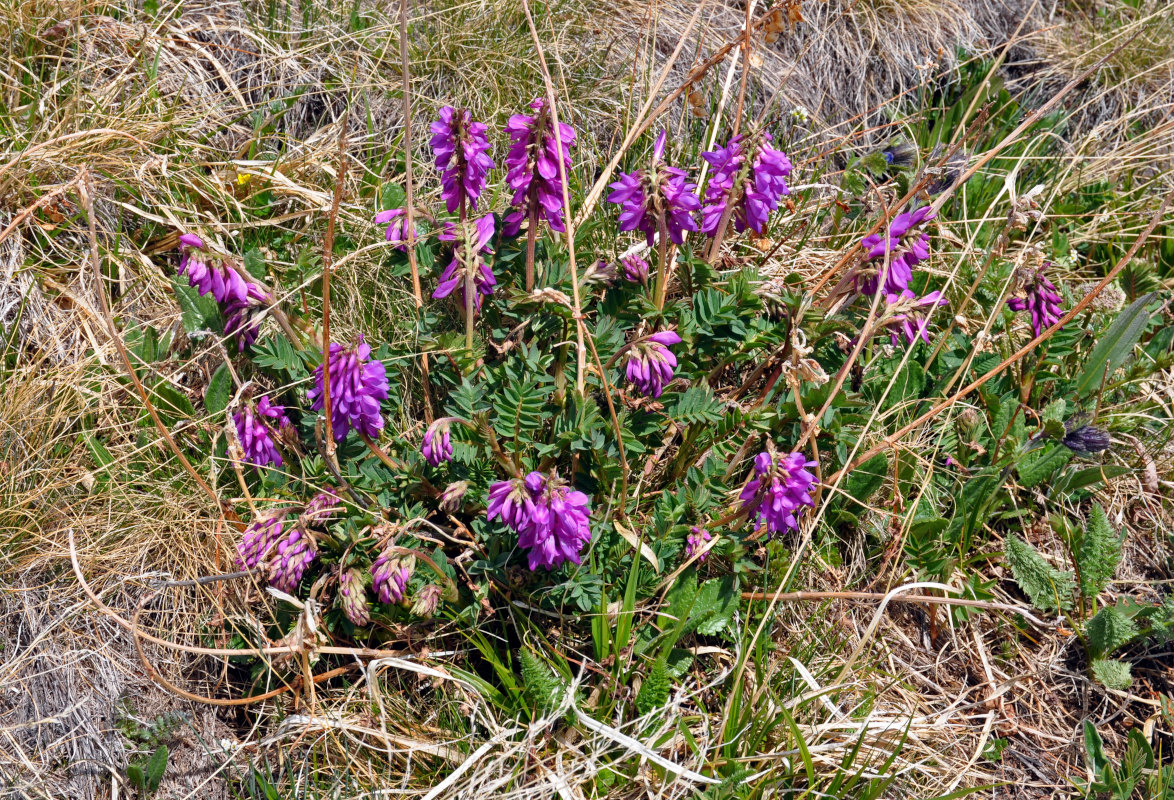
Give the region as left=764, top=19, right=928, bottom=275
left=857, top=206, right=935, bottom=295
left=608, top=130, right=700, bottom=246
left=233, top=396, right=291, bottom=468
left=264, top=525, right=317, bottom=593
left=307, top=336, right=389, bottom=441
left=235, top=512, right=287, bottom=571
left=421, top=419, right=454, bottom=466
left=375, top=207, right=418, bottom=252
left=882, top=289, right=948, bottom=346
left=700, top=133, right=792, bottom=236
left=488, top=470, right=592, bottom=571
left=625, top=330, right=682, bottom=398
left=433, top=214, right=497, bottom=314
left=739, top=450, right=818, bottom=535
left=176, top=233, right=270, bottom=350
left=503, top=98, right=577, bottom=237
left=429, top=106, right=494, bottom=213
left=1007, top=264, right=1064, bottom=337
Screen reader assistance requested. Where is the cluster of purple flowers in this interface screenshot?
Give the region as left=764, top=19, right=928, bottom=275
left=487, top=471, right=592, bottom=571
left=625, top=331, right=682, bottom=398
left=429, top=106, right=495, bottom=213
left=233, top=396, right=290, bottom=468
left=503, top=98, right=576, bottom=236
left=739, top=450, right=818, bottom=535
left=235, top=512, right=288, bottom=571
left=858, top=205, right=935, bottom=296
left=421, top=419, right=454, bottom=466
left=608, top=130, right=700, bottom=246
left=700, top=133, right=793, bottom=236
left=1007, top=265, right=1064, bottom=337
left=176, top=234, right=269, bottom=350
left=882, top=289, right=948, bottom=346
left=375, top=207, right=418, bottom=251
left=307, top=336, right=389, bottom=441
left=433, top=215, right=497, bottom=313
left=339, top=567, right=371, bottom=626
left=685, top=526, right=712, bottom=562
left=621, top=254, right=650, bottom=284
left=371, top=549, right=415, bottom=604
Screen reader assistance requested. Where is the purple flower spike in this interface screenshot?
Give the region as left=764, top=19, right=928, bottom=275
left=235, top=513, right=286, bottom=571
left=608, top=131, right=700, bottom=246
left=223, top=281, right=270, bottom=351
left=700, top=133, right=793, bottom=236
left=739, top=449, right=818, bottom=535
left=339, top=567, right=371, bottom=626
left=1007, top=264, right=1064, bottom=337
left=176, top=233, right=269, bottom=350
left=685, top=526, right=712, bottom=562
left=233, top=396, right=290, bottom=468
left=433, top=214, right=497, bottom=314
left=375, top=207, right=418, bottom=252
left=371, top=549, right=415, bottom=605
left=621, top=254, right=650, bottom=284
left=265, top=525, right=317, bottom=593
left=624, top=330, right=682, bottom=398
left=307, top=336, right=389, bottom=441
left=439, top=480, right=469, bottom=513
left=503, top=98, right=576, bottom=236
left=882, top=289, right=948, bottom=346
left=488, top=470, right=592, bottom=571
left=857, top=206, right=936, bottom=295
left=303, top=491, right=342, bottom=522
left=421, top=419, right=454, bottom=466
left=429, top=106, right=494, bottom=213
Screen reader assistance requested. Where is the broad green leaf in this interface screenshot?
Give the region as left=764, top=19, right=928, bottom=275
left=1016, top=444, right=1072, bottom=489
left=1005, top=534, right=1074, bottom=612
left=145, top=744, right=169, bottom=792
left=1075, top=292, right=1154, bottom=398
left=1091, top=658, right=1132, bottom=690
left=1059, top=464, right=1131, bottom=493
left=687, top=576, right=738, bottom=636
left=204, top=364, right=231, bottom=416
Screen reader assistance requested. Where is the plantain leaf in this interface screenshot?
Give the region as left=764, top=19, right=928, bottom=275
left=1074, top=292, right=1154, bottom=398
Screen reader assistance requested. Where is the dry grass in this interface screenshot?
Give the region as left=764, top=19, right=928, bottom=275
left=2, top=0, right=1173, bottom=797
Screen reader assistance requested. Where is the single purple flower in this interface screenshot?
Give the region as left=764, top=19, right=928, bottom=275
left=1007, top=265, right=1064, bottom=338
left=433, top=214, right=497, bottom=313
left=307, top=336, right=389, bottom=441
left=739, top=450, right=818, bottom=535
left=371, top=549, right=415, bottom=604
left=685, top=526, right=712, bottom=562
left=700, top=133, right=793, bottom=236
left=1061, top=423, right=1111, bottom=454
left=624, top=330, right=682, bottom=398
left=582, top=259, right=617, bottom=287
left=882, top=289, right=948, bottom=346
left=621, top=254, right=650, bottom=284
left=421, top=419, right=454, bottom=466
left=233, top=396, right=290, bottom=468
left=856, top=206, right=935, bottom=295
left=265, top=525, right=317, bottom=593
left=375, top=207, right=418, bottom=252
left=339, top=567, right=371, bottom=626
left=608, top=130, right=700, bottom=246
left=429, top=106, right=494, bottom=213
left=503, top=98, right=576, bottom=236
left=488, top=471, right=592, bottom=571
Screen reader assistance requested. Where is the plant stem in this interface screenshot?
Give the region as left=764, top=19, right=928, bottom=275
left=654, top=215, right=669, bottom=310
left=524, top=201, right=538, bottom=291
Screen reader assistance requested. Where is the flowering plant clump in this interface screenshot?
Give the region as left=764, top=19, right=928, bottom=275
left=142, top=72, right=1156, bottom=715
